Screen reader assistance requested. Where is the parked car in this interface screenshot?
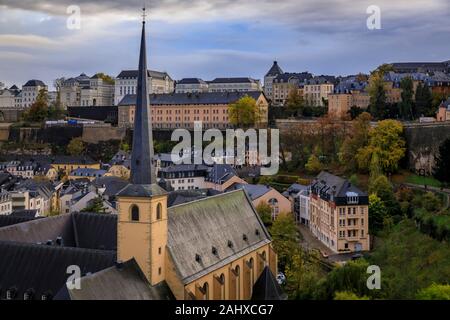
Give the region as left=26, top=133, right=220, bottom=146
left=277, top=272, right=286, bottom=285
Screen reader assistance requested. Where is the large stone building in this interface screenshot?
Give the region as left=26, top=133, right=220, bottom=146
left=118, top=91, right=269, bottom=130
left=114, top=69, right=174, bottom=105
left=60, top=74, right=114, bottom=108
left=0, top=85, right=21, bottom=109
left=328, top=80, right=370, bottom=118
left=21, top=80, right=47, bottom=108
left=272, top=72, right=313, bottom=106
left=175, top=78, right=209, bottom=93
left=309, top=172, right=370, bottom=253
left=264, top=61, right=284, bottom=100
left=208, top=77, right=262, bottom=93
left=304, top=77, right=335, bottom=107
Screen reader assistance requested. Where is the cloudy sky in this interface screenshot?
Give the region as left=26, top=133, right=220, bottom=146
left=0, top=0, right=449, bottom=89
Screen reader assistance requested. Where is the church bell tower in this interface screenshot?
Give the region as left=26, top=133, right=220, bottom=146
left=116, top=8, right=168, bottom=286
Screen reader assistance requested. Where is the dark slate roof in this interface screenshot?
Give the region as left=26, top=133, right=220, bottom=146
left=116, top=70, right=171, bottom=80
left=167, top=189, right=222, bottom=207
left=0, top=241, right=115, bottom=300
left=205, top=164, right=238, bottom=184
left=92, top=176, right=129, bottom=197
left=283, top=183, right=309, bottom=197
left=251, top=266, right=287, bottom=300
left=209, top=77, right=259, bottom=84
left=177, top=78, right=207, bottom=85
left=11, top=209, right=39, bottom=218
left=9, top=85, right=19, bottom=90
left=167, top=190, right=271, bottom=284
left=67, top=259, right=174, bottom=300
left=227, top=183, right=272, bottom=200
left=118, top=91, right=264, bottom=106
left=23, top=80, right=46, bottom=87
left=116, top=183, right=168, bottom=198
left=265, top=61, right=284, bottom=77
left=274, top=72, right=313, bottom=83
left=311, top=171, right=368, bottom=205
left=0, top=213, right=117, bottom=251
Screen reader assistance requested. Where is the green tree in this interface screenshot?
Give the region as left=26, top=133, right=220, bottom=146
left=256, top=203, right=273, bottom=227
left=305, top=154, right=322, bottom=175
left=285, top=249, right=323, bottom=299
left=285, top=87, right=304, bottom=117
left=67, top=137, right=85, bottom=156
left=269, top=213, right=299, bottom=271
left=339, top=112, right=372, bottom=172
left=356, top=120, right=406, bottom=174
left=23, top=88, right=49, bottom=123
left=94, top=72, right=115, bottom=85
left=399, top=77, right=414, bottom=120
left=314, top=259, right=374, bottom=300
left=228, top=95, right=259, bottom=128
left=368, top=71, right=387, bottom=119
left=369, top=174, right=401, bottom=217
left=347, top=106, right=364, bottom=120
left=415, top=83, right=434, bottom=117
left=434, top=138, right=450, bottom=184
left=369, top=194, right=388, bottom=233
left=334, top=291, right=370, bottom=300
left=422, top=192, right=441, bottom=212
left=81, top=197, right=106, bottom=214
left=416, top=284, right=450, bottom=300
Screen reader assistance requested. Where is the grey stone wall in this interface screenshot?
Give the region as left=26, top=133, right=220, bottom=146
left=404, top=122, right=450, bottom=175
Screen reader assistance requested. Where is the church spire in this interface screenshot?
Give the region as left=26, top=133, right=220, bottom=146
left=130, top=8, right=156, bottom=185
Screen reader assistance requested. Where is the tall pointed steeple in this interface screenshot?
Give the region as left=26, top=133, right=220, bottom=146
left=131, top=8, right=156, bottom=185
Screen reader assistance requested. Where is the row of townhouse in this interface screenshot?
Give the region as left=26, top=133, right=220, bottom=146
left=329, top=71, right=450, bottom=119
left=285, top=172, right=370, bottom=254
left=0, top=155, right=100, bottom=180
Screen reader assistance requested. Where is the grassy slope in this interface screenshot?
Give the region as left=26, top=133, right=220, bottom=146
left=368, top=220, right=450, bottom=299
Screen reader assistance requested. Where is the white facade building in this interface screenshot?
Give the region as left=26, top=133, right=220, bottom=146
left=21, top=80, right=47, bottom=108
left=208, top=77, right=262, bottom=93
left=0, top=85, right=21, bottom=109
left=60, top=74, right=114, bottom=108
left=0, top=192, right=12, bottom=216
left=114, top=70, right=174, bottom=105
left=175, top=78, right=209, bottom=93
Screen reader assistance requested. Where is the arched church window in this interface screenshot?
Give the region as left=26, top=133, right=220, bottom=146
left=156, top=203, right=163, bottom=220
left=131, top=205, right=140, bottom=222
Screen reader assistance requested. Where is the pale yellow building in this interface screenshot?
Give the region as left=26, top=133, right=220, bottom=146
left=304, top=78, right=334, bottom=107
left=309, top=172, right=370, bottom=253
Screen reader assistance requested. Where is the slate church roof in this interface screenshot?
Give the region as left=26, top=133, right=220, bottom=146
left=0, top=241, right=115, bottom=300
left=167, top=189, right=271, bottom=284
left=66, top=259, right=174, bottom=300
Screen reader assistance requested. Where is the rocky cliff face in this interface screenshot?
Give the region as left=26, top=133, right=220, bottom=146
left=404, top=123, right=450, bottom=175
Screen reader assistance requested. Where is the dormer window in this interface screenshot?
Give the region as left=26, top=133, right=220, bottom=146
left=346, top=192, right=359, bottom=204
